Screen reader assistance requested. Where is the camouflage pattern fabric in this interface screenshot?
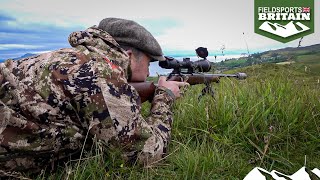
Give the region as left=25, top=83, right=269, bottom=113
left=0, top=26, right=174, bottom=176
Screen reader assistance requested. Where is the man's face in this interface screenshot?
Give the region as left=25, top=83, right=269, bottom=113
left=129, top=51, right=150, bottom=82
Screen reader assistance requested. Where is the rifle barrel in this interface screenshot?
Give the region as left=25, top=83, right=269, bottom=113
left=204, top=73, right=247, bottom=80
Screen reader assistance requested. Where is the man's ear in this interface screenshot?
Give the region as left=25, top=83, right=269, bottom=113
left=126, top=49, right=133, bottom=82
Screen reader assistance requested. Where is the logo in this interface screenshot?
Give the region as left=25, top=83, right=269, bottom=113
left=244, top=167, right=320, bottom=180
left=254, top=0, right=314, bottom=43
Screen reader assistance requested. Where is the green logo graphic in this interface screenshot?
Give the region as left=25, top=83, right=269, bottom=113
left=254, top=0, right=314, bottom=43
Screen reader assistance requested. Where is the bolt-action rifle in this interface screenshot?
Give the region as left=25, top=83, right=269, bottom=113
left=130, top=47, right=247, bottom=104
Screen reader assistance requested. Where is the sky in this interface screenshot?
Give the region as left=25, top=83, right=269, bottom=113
left=0, top=0, right=319, bottom=60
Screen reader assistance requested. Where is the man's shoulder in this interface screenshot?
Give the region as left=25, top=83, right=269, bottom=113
left=52, top=47, right=128, bottom=81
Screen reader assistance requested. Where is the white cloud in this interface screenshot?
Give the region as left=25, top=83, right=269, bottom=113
left=0, top=44, right=43, bottom=50
left=31, top=50, right=51, bottom=54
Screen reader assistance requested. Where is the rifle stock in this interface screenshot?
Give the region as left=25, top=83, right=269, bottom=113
left=129, top=81, right=156, bottom=104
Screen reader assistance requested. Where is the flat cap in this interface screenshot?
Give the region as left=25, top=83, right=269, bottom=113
left=98, top=17, right=165, bottom=61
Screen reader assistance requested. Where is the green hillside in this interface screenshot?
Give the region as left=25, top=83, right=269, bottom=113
left=33, top=45, right=320, bottom=179
left=217, top=44, right=320, bottom=75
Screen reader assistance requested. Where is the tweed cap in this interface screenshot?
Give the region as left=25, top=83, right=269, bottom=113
left=98, top=18, right=165, bottom=62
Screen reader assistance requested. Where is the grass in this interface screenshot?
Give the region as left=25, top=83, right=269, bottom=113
left=33, top=60, right=320, bottom=179
left=223, top=58, right=247, bottom=66
left=293, top=53, right=320, bottom=76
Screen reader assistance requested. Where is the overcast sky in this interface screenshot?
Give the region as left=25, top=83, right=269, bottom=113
left=0, top=0, right=319, bottom=59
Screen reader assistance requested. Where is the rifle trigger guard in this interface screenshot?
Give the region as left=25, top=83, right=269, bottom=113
left=181, top=75, right=189, bottom=82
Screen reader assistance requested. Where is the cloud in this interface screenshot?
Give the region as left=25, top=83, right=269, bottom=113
left=0, top=44, right=43, bottom=50
left=137, top=18, right=183, bottom=36
left=0, top=13, right=15, bottom=22
left=0, top=11, right=85, bottom=59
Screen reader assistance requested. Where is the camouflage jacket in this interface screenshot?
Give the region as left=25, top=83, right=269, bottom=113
left=0, top=26, right=174, bottom=175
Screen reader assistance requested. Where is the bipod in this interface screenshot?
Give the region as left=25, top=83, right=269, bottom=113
left=198, top=81, right=215, bottom=100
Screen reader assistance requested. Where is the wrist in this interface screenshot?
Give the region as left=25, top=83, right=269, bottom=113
left=155, top=86, right=175, bottom=101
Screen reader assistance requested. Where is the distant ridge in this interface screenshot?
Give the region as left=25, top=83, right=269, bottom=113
left=13, top=53, right=37, bottom=60
left=265, top=43, right=320, bottom=54
left=0, top=53, right=37, bottom=62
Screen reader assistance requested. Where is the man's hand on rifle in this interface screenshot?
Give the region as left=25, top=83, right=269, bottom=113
left=158, top=76, right=189, bottom=98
